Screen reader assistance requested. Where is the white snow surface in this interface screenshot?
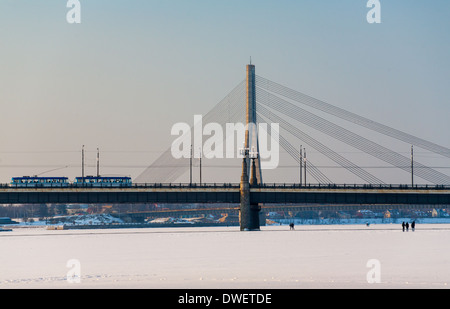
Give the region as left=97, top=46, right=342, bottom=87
left=1, top=224, right=450, bottom=289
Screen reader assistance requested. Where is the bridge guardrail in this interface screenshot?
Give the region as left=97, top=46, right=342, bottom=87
left=1, top=182, right=450, bottom=190
left=0, top=183, right=241, bottom=189
left=254, top=183, right=450, bottom=190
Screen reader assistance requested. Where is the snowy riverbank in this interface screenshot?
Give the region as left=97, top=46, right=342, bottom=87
left=4, top=214, right=450, bottom=231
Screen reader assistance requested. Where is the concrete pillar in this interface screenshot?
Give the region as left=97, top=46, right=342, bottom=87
left=239, top=153, right=251, bottom=231
left=239, top=153, right=260, bottom=231
left=245, top=64, right=263, bottom=185
left=240, top=64, right=262, bottom=231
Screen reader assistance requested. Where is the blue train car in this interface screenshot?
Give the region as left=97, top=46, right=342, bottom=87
left=74, top=176, right=132, bottom=187
left=11, top=176, right=70, bottom=187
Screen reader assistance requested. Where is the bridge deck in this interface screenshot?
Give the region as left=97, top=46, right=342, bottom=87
left=0, top=184, right=450, bottom=205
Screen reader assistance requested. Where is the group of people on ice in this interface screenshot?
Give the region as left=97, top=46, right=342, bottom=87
left=287, top=221, right=417, bottom=231
left=402, top=221, right=416, bottom=232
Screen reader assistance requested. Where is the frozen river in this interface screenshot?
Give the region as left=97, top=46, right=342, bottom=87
left=1, top=224, right=449, bottom=289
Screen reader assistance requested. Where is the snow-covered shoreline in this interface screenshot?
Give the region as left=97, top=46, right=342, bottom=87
left=4, top=214, right=450, bottom=230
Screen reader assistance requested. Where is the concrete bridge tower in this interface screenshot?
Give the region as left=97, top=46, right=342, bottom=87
left=239, top=63, right=263, bottom=231
left=245, top=63, right=263, bottom=184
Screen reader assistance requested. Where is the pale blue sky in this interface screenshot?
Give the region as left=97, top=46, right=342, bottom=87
left=0, top=1, right=449, bottom=183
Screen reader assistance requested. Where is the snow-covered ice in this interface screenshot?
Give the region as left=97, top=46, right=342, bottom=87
left=1, top=224, right=449, bottom=289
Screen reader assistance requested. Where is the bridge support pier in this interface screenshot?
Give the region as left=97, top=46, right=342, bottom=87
left=239, top=151, right=261, bottom=231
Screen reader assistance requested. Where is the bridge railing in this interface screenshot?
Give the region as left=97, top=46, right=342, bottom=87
left=254, top=183, right=450, bottom=190
left=1, top=182, right=450, bottom=190
left=132, top=183, right=240, bottom=189
left=0, top=182, right=241, bottom=189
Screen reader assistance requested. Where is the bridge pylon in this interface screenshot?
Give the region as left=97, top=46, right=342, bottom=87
left=239, top=63, right=263, bottom=231
left=245, top=64, right=263, bottom=184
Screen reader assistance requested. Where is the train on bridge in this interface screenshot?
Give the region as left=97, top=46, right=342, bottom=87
left=10, top=176, right=133, bottom=188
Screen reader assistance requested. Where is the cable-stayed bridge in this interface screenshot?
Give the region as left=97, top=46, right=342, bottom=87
left=135, top=73, right=450, bottom=187
left=1, top=64, right=450, bottom=230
